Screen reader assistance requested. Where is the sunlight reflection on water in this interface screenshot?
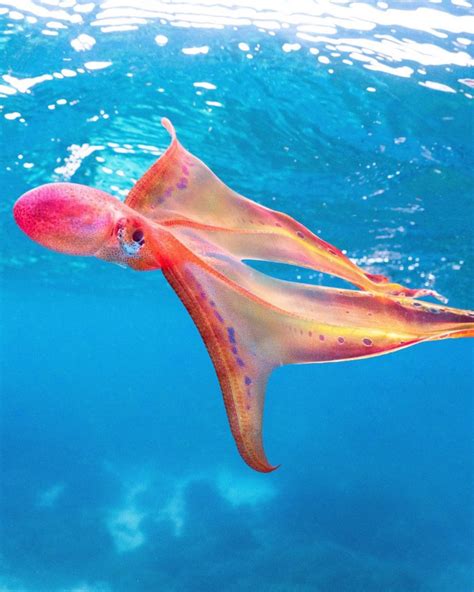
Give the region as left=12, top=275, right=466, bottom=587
left=0, top=0, right=473, bottom=98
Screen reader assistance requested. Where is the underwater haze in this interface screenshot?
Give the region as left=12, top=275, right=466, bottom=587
left=1, top=0, right=473, bottom=590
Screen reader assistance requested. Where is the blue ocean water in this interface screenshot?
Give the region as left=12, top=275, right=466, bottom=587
left=1, top=1, right=473, bottom=590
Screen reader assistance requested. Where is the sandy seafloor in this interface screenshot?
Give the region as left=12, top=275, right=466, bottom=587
left=0, top=1, right=473, bottom=590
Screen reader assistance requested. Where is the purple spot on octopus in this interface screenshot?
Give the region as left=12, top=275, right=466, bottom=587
left=176, top=178, right=188, bottom=190
left=236, top=358, right=245, bottom=367
left=245, top=376, right=252, bottom=385
left=227, top=327, right=236, bottom=344
left=337, top=337, right=345, bottom=344
left=297, top=231, right=305, bottom=239
left=164, top=188, right=173, bottom=197
left=182, top=164, right=189, bottom=175
left=214, top=310, right=224, bottom=323
left=209, top=300, right=216, bottom=307
left=231, top=346, right=238, bottom=354
left=200, top=291, right=206, bottom=299
left=319, top=335, right=325, bottom=341
left=363, top=338, right=373, bottom=347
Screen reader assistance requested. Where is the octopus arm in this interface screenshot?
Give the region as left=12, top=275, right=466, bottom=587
left=126, top=119, right=444, bottom=302
left=160, top=233, right=474, bottom=472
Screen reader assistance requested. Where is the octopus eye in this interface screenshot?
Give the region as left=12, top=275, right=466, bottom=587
left=116, top=220, right=145, bottom=256
left=132, top=229, right=144, bottom=244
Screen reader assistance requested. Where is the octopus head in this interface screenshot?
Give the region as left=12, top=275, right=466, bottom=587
left=14, top=183, right=115, bottom=256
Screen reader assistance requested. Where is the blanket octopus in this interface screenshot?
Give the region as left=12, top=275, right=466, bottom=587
left=13, top=119, right=474, bottom=472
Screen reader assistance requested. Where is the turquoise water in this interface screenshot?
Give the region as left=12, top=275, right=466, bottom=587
left=1, top=1, right=473, bottom=590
